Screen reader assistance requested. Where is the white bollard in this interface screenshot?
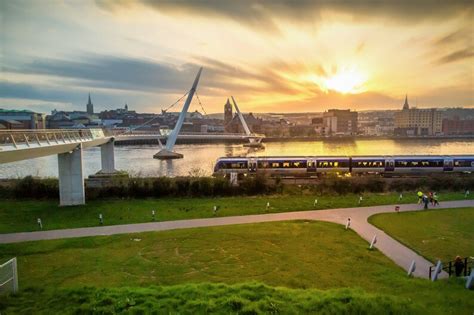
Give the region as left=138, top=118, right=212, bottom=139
left=369, top=235, right=377, bottom=249
left=407, top=260, right=416, bottom=277
left=466, top=269, right=474, bottom=289
left=431, top=260, right=443, bottom=281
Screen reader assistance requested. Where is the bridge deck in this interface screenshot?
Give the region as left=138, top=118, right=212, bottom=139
left=0, top=129, right=112, bottom=163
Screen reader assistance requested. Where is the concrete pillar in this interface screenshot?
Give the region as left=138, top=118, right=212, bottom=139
left=100, top=140, right=117, bottom=173
left=58, top=144, right=85, bottom=206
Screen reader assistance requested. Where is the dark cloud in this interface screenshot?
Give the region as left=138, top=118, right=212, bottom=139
left=436, top=48, right=474, bottom=65
left=6, top=54, right=306, bottom=100
left=97, top=0, right=473, bottom=34
left=433, top=28, right=470, bottom=47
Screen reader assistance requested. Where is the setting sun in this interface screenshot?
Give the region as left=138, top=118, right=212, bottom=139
left=324, top=67, right=367, bottom=94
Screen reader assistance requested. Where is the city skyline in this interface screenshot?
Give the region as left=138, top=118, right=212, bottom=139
left=1, top=0, right=473, bottom=114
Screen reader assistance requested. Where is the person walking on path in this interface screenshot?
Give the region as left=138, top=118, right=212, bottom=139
left=422, top=195, right=429, bottom=209
left=417, top=191, right=423, bottom=204
left=454, top=256, right=465, bottom=277
left=433, top=192, right=440, bottom=206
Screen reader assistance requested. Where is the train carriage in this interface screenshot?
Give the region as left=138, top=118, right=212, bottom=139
left=351, top=156, right=385, bottom=174
left=213, top=155, right=474, bottom=177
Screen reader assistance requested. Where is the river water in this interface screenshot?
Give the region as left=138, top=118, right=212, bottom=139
left=0, top=139, right=472, bottom=178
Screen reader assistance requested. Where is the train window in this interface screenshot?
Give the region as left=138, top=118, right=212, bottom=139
left=272, top=162, right=280, bottom=168
left=395, top=160, right=443, bottom=167
left=283, top=162, right=290, bottom=168
left=454, top=160, right=473, bottom=167
left=223, top=162, right=247, bottom=169
left=317, top=160, right=348, bottom=168
left=355, top=161, right=383, bottom=167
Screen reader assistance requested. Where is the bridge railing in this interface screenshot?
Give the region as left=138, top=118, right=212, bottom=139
left=109, top=129, right=265, bottom=138
left=0, top=129, right=106, bottom=147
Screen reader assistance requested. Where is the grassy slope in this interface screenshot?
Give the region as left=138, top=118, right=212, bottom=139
left=0, top=221, right=472, bottom=314
left=0, top=191, right=471, bottom=233
left=0, top=283, right=419, bottom=315
left=369, top=207, right=474, bottom=263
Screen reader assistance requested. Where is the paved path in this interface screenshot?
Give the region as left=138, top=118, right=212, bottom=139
left=1, top=200, right=472, bottom=279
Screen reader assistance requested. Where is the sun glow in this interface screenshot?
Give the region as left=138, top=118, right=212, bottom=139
left=324, top=67, right=367, bottom=94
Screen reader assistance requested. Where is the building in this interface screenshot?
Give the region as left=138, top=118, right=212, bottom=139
left=86, top=93, right=94, bottom=115
left=394, top=95, right=442, bottom=136
left=442, top=117, right=474, bottom=135
left=224, top=98, right=233, bottom=132
left=0, top=109, right=46, bottom=129
left=323, top=109, right=358, bottom=135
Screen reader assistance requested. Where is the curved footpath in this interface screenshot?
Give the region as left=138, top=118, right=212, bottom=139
left=1, top=200, right=473, bottom=278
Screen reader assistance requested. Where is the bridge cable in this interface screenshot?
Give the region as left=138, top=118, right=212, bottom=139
left=117, top=90, right=190, bottom=134
left=194, top=91, right=208, bottom=116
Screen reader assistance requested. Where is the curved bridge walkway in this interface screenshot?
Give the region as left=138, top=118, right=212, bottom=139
left=1, top=200, right=472, bottom=278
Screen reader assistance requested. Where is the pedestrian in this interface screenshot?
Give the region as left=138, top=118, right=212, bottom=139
left=417, top=191, right=423, bottom=204
left=428, top=192, right=434, bottom=205
left=422, top=195, right=429, bottom=209
left=454, top=256, right=465, bottom=277
left=99, top=213, right=103, bottom=225
left=433, top=192, right=439, bottom=206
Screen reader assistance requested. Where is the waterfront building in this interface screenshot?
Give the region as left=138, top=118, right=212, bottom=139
left=323, top=109, right=358, bottom=135
left=442, top=117, right=474, bottom=135
left=0, top=109, right=46, bottom=129
left=394, top=95, right=442, bottom=136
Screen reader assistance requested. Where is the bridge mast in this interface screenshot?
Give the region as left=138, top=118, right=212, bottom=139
left=231, top=96, right=264, bottom=148
left=154, top=67, right=203, bottom=159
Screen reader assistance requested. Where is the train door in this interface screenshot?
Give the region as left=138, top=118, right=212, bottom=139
left=385, top=158, right=395, bottom=172
left=443, top=158, right=453, bottom=172
left=248, top=158, right=257, bottom=173
left=307, top=158, right=316, bottom=173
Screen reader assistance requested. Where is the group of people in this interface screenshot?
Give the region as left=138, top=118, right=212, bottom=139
left=417, top=191, right=439, bottom=209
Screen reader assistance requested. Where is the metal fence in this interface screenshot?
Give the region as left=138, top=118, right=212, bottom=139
left=429, top=257, right=473, bottom=279
left=0, top=258, right=18, bottom=295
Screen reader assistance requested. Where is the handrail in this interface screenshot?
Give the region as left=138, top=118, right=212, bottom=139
left=429, top=257, right=473, bottom=279
left=0, top=128, right=109, bottom=146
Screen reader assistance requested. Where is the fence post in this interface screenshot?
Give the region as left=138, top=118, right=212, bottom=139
left=465, top=258, right=468, bottom=277
left=12, top=257, right=18, bottom=293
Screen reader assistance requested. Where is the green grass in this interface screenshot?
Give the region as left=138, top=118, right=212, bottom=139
left=0, top=191, right=471, bottom=233
left=0, top=221, right=472, bottom=314
left=369, top=207, right=474, bottom=263
left=0, top=283, right=419, bottom=315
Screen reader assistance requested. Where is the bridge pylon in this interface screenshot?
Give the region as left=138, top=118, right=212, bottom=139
left=154, top=67, right=203, bottom=160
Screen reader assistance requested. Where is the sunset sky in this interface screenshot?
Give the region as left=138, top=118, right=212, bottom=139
left=1, top=0, right=473, bottom=114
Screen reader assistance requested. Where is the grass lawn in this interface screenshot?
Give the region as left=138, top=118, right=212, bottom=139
left=369, top=207, right=474, bottom=263
left=0, top=191, right=471, bottom=233
left=0, top=221, right=472, bottom=314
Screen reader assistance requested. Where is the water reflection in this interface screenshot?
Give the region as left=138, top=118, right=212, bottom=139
left=0, top=139, right=472, bottom=178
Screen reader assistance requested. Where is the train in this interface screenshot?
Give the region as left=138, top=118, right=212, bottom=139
left=213, top=155, right=474, bottom=177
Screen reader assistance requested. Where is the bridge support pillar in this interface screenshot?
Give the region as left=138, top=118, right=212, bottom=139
left=99, top=140, right=117, bottom=174
left=58, top=144, right=85, bottom=206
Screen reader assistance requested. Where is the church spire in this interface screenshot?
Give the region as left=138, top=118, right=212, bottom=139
left=86, top=93, right=94, bottom=115
left=403, top=94, right=409, bottom=110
